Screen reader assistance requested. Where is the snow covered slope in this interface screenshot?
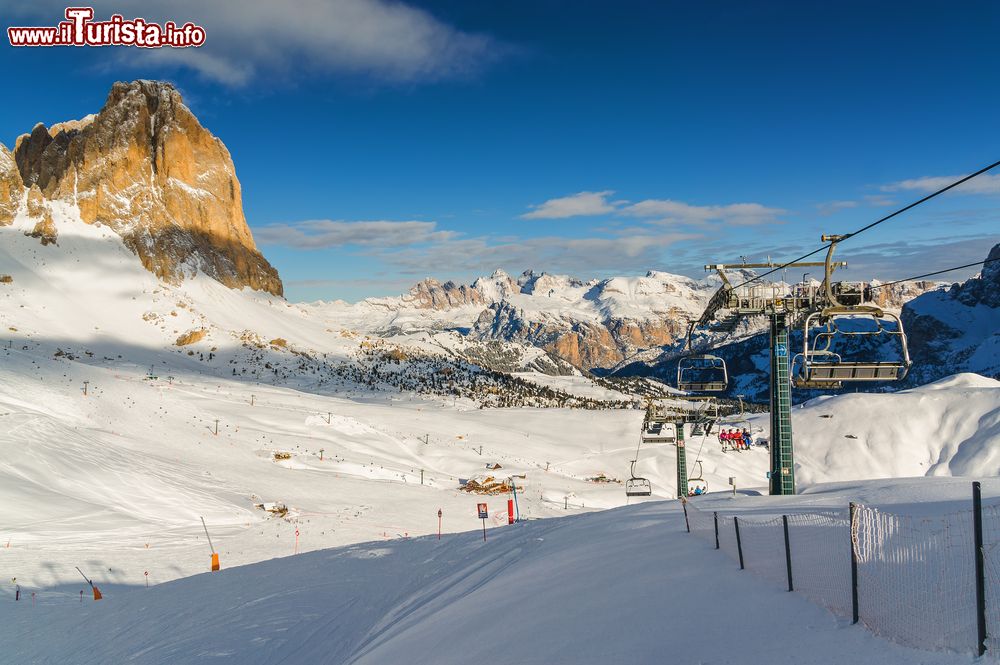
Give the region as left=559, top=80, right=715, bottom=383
left=0, top=492, right=985, bottom=665
left=779, top=373, right=1000, bottom=484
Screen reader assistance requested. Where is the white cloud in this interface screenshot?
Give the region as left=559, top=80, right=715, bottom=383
left=864, top=194, right=896, bottom=207
left=815, top=200, right=858, bottom=216
left=256, top=220, right=452, bottom=249
left=12, top=0, right=504, bottom=86
left=521, top=191, right=616, bottom=219
left=620, top=199, right=786, bottom=226
left=379, top=231, right=701, bottom=275
left=881, top=174, right=1000, bottom=195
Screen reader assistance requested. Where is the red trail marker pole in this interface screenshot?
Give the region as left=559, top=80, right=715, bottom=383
left=437, top=509, right=442, bottom=540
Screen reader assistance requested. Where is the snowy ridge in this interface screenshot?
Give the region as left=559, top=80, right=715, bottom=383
left=314, top=268, right=712, bottom=334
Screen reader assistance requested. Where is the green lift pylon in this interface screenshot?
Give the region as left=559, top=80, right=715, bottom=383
left=768, top=312, right=795, bottom=494
left=676, top=423, right=688, bottom=499
left=693, top=259, right=844, bottom=495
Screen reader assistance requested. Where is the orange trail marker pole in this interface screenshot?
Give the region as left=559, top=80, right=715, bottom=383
left=294, top=529, right=299, bottom=554
left=75, top=567, right=102, bottom=601
left=201, top=517, right=220, bottom=571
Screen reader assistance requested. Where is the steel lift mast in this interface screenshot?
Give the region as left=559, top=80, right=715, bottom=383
left=694, top=258, right=846, bottom=495
left=643, top=398, right=718, bottom=498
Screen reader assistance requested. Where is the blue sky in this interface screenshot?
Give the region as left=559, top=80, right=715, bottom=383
left=2, top=0, right=998, bottom=302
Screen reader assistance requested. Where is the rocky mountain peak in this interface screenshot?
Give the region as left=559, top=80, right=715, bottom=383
left=950, top=242, right=1000, bottom=309
left=11, top=79, right=282, bottom=296
left=984, top=243, right=1000, bottom=285
left=405, top=277, right=485, bottom=310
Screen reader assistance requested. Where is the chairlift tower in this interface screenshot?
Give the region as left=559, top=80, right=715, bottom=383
left=692, top=236, right=914, bottom=494
left=696, top=258, right=841, bottom=495
left=643, top=398, right=720, bottom=498
left=675, top=423, right=687, bottom=499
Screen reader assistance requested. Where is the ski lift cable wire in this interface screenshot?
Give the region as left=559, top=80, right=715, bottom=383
left=728, top=159, right=1000, bottom=291
left=694, top=420, right=710, bottom=463
left=869, top=255, right=1000, bottom=290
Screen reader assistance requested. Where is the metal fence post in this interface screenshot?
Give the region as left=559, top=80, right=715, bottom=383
left=714, top=511, right=719, bottom=550
left=850, top=502, right=859, bottom=625
left=783, top=514, right=793, bottom=592
left=734, top=516, right=744, bottom=570
left=974, top=481, right=988, bottom=657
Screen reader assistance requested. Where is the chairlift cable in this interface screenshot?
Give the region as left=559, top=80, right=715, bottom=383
left=869, top=256, right=1000, bottom=290
left=694, top=420, right=710, bottom=463
left=729, top=159, right=1000, bottom=291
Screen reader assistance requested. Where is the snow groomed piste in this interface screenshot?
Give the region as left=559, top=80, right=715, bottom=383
left=4, top=484, right=994, bottom=665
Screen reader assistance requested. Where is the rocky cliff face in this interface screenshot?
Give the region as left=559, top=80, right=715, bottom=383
left=405, top=278, right=487, bottom=309
left=12, top=80, right=282, bottom=295
left=0, top=144, right=22, bottom=227
left=471, top=300, right=687, bottom=369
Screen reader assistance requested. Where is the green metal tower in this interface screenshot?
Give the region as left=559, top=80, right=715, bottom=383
left=768, top=313, right=795, bottom=494
left=693, top=258, right=840, bottom=496
left=675, top=423, right=688, bottom=499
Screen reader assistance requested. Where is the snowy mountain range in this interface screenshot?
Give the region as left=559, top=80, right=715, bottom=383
left=316, top=269, right=712, bottom=369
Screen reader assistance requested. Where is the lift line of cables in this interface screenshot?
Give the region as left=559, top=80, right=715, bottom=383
left=870, top=255, right=1000, bottom=290
left=729, top=158, right=1000, bottom=291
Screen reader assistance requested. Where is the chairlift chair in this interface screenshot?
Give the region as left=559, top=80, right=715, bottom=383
left=792, top=235, right=913, bottom=389
left=688, top=459, right=708, bottom=496
left=677, top=354, right=729, bottom=393
left=625, top=477, right=652, bottom=497
left=641, top=421, right=676, bottom=444
left=792, top=305, right=912, bottom=389
left=625, top=459, right=652, bottom=497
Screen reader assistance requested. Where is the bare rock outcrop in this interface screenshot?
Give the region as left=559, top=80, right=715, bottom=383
left=25, top=185, right=57, bottom=245
left=0, top=143, right=22, bottom=226
left=472, top=301, right=685, bottom=370
left=405, top=278, right=486, bottom=310
left=14, top=80, right=282, bottom=295
left=176, top=328, right=208, bottom=346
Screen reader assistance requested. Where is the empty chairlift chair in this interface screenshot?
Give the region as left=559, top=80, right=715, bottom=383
left=791, top=305, right=912, bottom=389
left=642, top=421, right=676, bottom=444
left=625, top=460, right=652, bottom=497
left=677, top=355, right=729, bottom=393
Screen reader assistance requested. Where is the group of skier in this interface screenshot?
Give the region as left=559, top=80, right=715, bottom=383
left=719, top=427, right=753, bottom=452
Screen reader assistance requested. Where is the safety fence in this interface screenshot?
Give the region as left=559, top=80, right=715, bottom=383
left=684, top=482, right=1000, bottom=658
